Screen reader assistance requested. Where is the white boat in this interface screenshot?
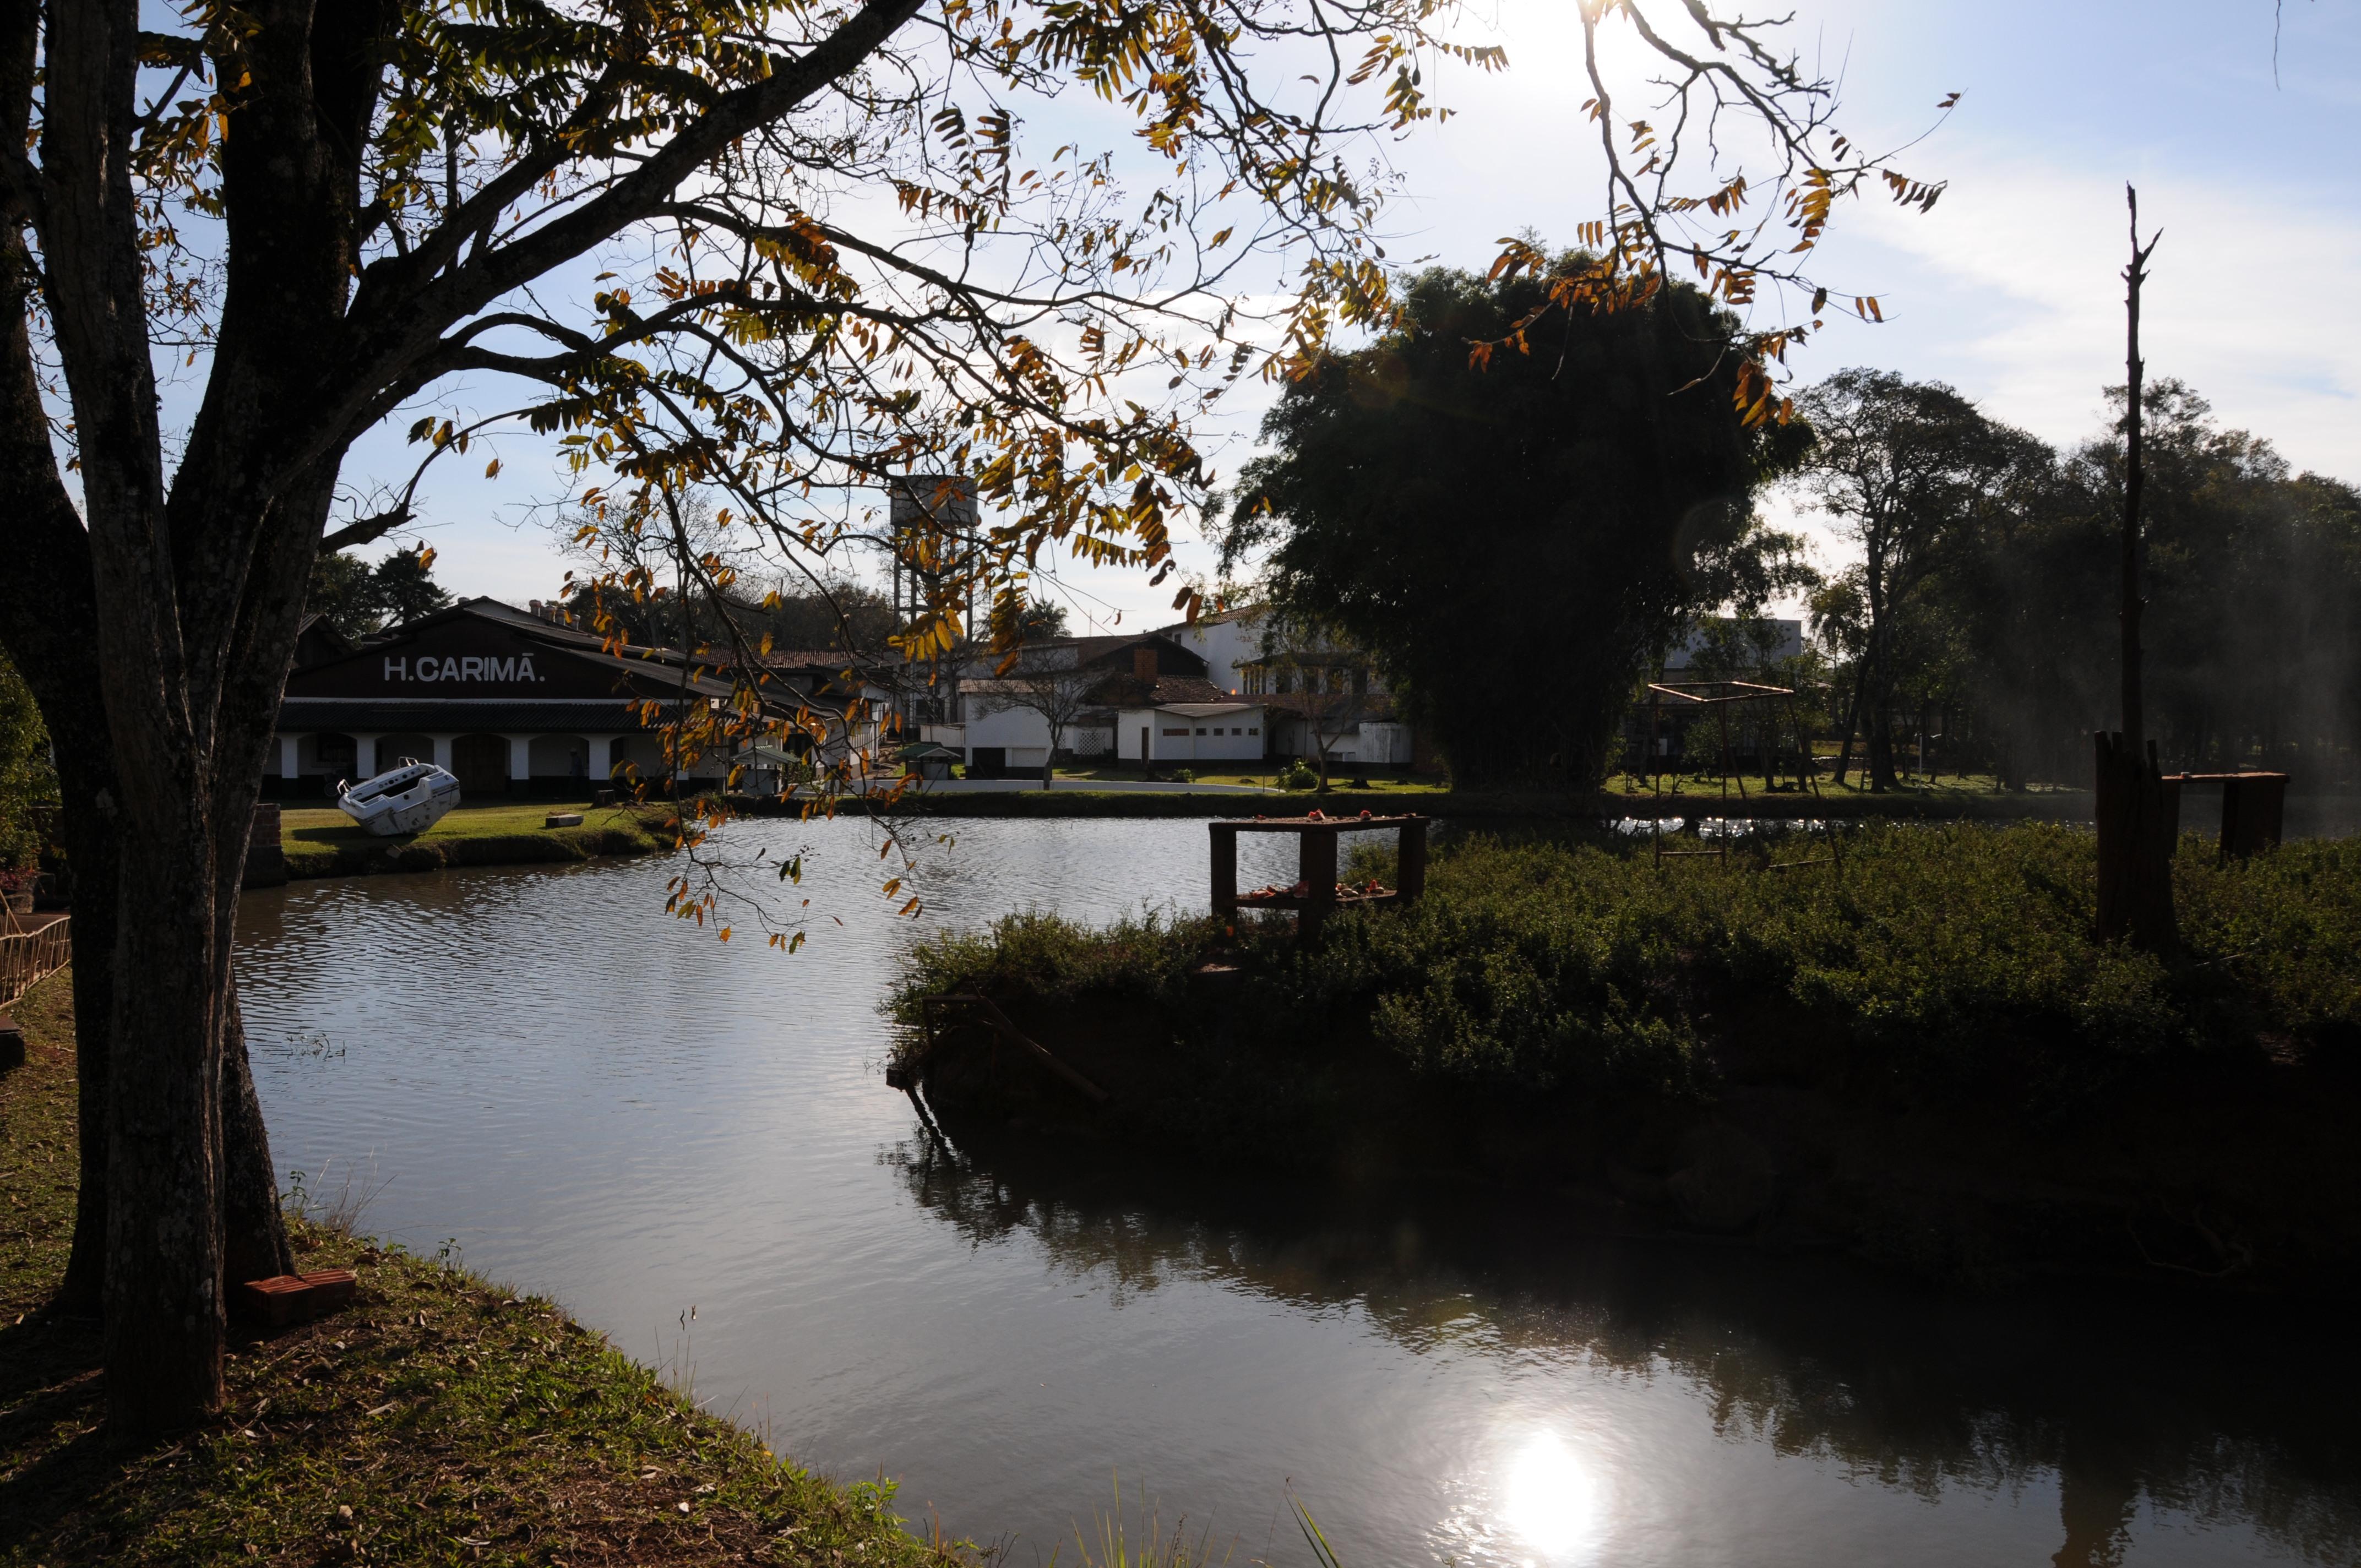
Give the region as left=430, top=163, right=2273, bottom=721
left=336, top=760, right=461, bottom=836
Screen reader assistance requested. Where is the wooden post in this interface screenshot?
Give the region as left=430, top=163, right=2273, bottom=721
left=1397, top=818, right=1428, bottom=902
left=1298, top=825, right=1337, bottom=943
left=2221, top=774, right=2288, bottom=862
left=1210, top=822, right=1239, bottom=916
left=1716, top=701, right=1744, bottom=801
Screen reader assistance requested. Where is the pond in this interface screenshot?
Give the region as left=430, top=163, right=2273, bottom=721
left=235, top=818, right=2361, bottom=1568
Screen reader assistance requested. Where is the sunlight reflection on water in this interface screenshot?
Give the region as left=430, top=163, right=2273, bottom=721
left=1499, top=1431, right=1604, bottom=1562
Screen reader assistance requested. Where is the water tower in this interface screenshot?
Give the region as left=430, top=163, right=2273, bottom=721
left=888, top=475, right=981, bottom=640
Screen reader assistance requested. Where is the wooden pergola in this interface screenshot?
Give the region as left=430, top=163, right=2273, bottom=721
left=1643, top=680, right=1832, bottom=869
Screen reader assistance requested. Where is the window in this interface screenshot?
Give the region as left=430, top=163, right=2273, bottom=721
left=1161, top=727, right=1188, bottom=737
left=1248, top=727, right=1259, bottom=736
left=1195, top=726, right=1207, bottom=734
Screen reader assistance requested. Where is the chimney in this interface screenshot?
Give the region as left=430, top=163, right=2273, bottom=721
left=529, top=600, right=543, bottom=618
left=1132, top=645, right=1158, bottom=682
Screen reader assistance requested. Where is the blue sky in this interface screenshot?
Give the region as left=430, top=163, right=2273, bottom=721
left=350, top=0, right=2360, bottom=631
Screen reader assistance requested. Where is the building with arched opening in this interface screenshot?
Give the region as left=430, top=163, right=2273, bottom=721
left=271, top=598, right=891, bottom=798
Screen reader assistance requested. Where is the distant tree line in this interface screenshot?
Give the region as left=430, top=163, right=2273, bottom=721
left=1798, top=374, right=2360, bottom=791
left=1226, top=255, right=2358, bottom=793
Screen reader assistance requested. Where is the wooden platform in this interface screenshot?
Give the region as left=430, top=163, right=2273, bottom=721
left=1210, top=812, right=1426, bottom=939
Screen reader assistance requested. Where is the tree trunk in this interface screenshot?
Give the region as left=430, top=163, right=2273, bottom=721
left=2098, top=189, right=2170, bottom=950
left=2093, top=732, right=2177, bottom=949
left=103, top=832, right=229, bottom=1431
left=0, top=235, right=290, bottom=1353
left=1832, top=668, right=1866, bottom=788
left=221, top=977, right=295, bottom=1288
left=1865, top=695, right=1898, bottom=792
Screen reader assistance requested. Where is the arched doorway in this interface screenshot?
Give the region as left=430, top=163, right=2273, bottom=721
left=451, top=733, right=509, bottom=797
left=302, top=732, right=356, bottom=781
left=378, top=733, right=435, bottom=772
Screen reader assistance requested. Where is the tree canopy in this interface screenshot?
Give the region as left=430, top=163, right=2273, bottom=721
left=1789, top=374, right=2361, bottom=791
left=304, top=545, right=455, bottom=639
left=0, top=0, right=1955, bottom=1436
left=1791, top=368, right=2048, bottom=790
left=1223, top=257, right=1809, bottom=791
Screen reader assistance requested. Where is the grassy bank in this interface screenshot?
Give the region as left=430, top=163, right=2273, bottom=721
left=276, top=800, right=678, bottom=880
left=890, top=824, right=2361, bottom=1290
left=864, top=787, right=2101, bottom=820
left=0, top=972, right=959, bottom=1567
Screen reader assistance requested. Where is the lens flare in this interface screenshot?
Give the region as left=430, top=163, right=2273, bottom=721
left=1499, top=1431, right=1601, bottom=1561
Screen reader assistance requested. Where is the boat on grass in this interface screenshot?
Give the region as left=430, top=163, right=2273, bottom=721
left=337, top=761, right=461, bottom=836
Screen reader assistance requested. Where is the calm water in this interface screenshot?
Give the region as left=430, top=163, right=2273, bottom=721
left=235, top=819, right=2361, bottom=1567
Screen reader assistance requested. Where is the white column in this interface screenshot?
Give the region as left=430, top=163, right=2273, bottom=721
left=584, top=734, right=617, bottom=785
left=351, top=732, right=380, bottom=778
left=507, top=734, right=532, bottom=786
left=279, top=734, right=302, bottom=778
left=431, top=734, right=454, bottom=771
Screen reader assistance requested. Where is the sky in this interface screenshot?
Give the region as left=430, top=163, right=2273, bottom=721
left=340, top=0, right=2361, bottom=634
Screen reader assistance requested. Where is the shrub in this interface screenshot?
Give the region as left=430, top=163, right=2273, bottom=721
left=892, top=824, right=2361, bottom=1118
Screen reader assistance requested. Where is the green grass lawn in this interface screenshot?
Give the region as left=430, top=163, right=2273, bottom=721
left=1049, top=766, right=1451, bottom=793
left=0, top=972, right=963, bottom=1566
left=278, top=798, right=616, bottom=845
left=271, top=800, right=677, bottom=878
left=1601, top=767, right=2089, bottom=801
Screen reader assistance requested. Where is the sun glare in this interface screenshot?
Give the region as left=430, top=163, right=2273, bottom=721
left=1499, top=1431, right=1603, bottom=1562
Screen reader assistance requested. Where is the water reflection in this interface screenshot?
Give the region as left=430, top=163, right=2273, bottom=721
left=890, top=1131, right=2361, bottom=1568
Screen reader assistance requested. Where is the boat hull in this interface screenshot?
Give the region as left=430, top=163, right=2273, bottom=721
left=337, top=763, right=463, bottom=837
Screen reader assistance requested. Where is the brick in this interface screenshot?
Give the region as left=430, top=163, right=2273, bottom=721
left=236, top=1268, right=360, bottom=1329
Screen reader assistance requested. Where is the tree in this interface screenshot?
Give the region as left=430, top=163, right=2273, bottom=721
left=0, top=0, right=1956, bottom=1438
left=1013, top=599, right=1070, bottom=644
left=305, top=550, right=380, bottom=640
left=306, top=543, right=453, bottom=638
left=2095, top=189, right=2173, bottom=947
left=0, top=0, right=1478, bottom=1434
left=368, top=543, right=455, bottom=628
left=1867, top=378, right=2361, bottom=798
left=1223, top=257, right=1807, bottom=791
left=1791, top=369, right=2042, bottom=791
left=973, top=645, right=1100, bottom=789
left=1251, top=612, right=1367, bottom=791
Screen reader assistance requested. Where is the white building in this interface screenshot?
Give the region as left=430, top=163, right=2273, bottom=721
left=1156, top=604, right=1269, bottom=694
left=957, top=684, right=1061, bottom=774
left=1116, top=702, right=1266, bottom=764
left=926, top=633, right=1235, bottom=775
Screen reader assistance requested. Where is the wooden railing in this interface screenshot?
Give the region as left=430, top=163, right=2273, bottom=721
left=0, top=912, right=69, bottom=1008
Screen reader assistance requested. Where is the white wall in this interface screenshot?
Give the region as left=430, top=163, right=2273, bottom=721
left=965, top=704, right=1052, bottom=751
left=1360, top=722, right=1412, bottom=766
left=1167, top=611, right=1266, bottom=694
left=1118, top=708, right=1264, bottom=762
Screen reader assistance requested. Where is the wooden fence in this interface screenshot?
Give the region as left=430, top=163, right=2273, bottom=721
left=0, top=912, right=69, bottom=1008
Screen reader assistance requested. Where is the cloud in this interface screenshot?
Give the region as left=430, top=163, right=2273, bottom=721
left=1835, top=155, right=2360, bottom=477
